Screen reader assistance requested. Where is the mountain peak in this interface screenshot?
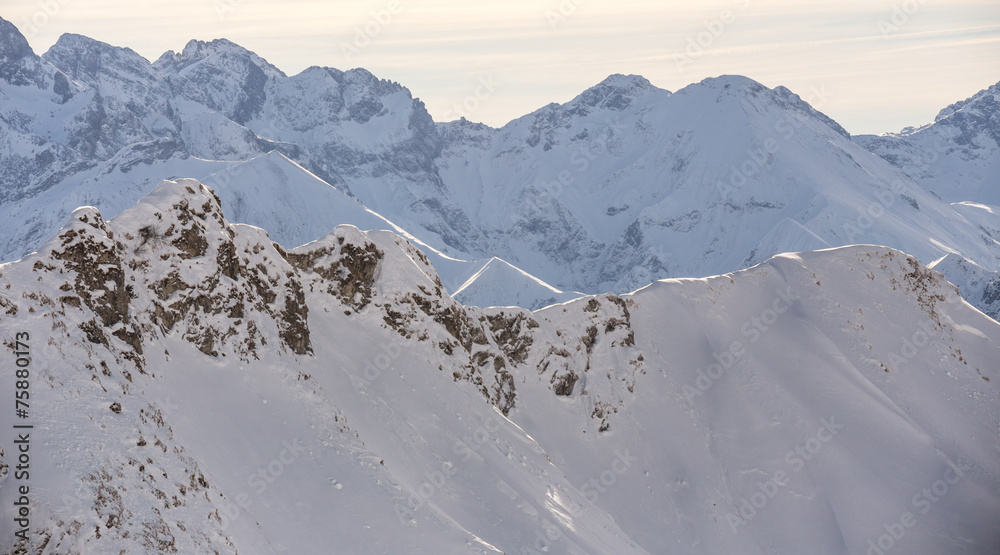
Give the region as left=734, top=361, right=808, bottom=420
left=154, top=37, right=285, bottom=79
left=0, top=17, right=56, bottom=91
left=0, top=16, right=34, bottom=63
left=592, top=73, right=655, bottom=91
left=676, top=74, right=787, bottom=103
left=934, top=80, right=1000, bottom=122
left=44, top=32, right=157, bottom=86
left=182, top=38, right=238, bottom=56
left=124, top=178, right=225, bottom=228
left=673, top=74, right=771, bottom=107
left=674, top=75, right=850, bottom=138
left=569, top=73, right=664, bottom=113
left=49, top=32, right=145, bottom=60
left=697, top=74, right=767, bottom=91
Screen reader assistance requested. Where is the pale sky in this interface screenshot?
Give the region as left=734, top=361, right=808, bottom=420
left=4, top=0, right=999, bottom=134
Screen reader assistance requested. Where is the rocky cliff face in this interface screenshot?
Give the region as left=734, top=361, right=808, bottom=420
left=24, top=178, right=537, bottom=413
left=0, top=18, right=89, bottom=201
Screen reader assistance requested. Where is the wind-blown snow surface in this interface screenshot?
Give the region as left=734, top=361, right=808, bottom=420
left=1, top=180, right=998, bottom=554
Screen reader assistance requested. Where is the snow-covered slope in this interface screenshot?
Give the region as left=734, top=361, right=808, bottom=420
left=856, top=81, right=1000, bottom=205
left=195, top=151, right=574, bottom=311
left=437, top=74, right=1000, bottom=296
left=1, top=180, right=998, bottom=554
left=512, top=245, right=1000, bottom=554
left=0, top=179, right=641, bottom=553
left=199, top=151, right=405, bottom=248
left=452, top=257, right=583, bottom=310
left=928, top=202, right=1000, bottom=321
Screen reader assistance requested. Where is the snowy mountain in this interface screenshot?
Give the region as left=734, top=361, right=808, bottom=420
left=0, top=17, right=90, bottom=201
left=196, top=152, right=586, bottom=311
left=1, top=179, right=998, bottom=554
left=1, top=16, right=999, bottom=317
left=0, top=21, right=480, bottom=263
left=856, top=80, right=1000, bottom=206
left=436, top=74, right=1000, bottom=298
left=152, top=38, right=486, bottom=256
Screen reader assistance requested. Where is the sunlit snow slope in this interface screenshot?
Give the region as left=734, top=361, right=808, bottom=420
left=0, top=180, right=997, bottom=554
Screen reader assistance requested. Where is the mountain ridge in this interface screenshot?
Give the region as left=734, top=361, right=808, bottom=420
left=856, top=80, right=1000, bottom=206
left=1, top=178, right=998, bottom=553
left=0, top=17, right=998, bottom=316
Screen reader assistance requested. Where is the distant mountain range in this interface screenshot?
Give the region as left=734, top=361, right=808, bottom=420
left=0, top=17, right=997, bottom=316
left=2, top=16, right=1000, bottom=554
